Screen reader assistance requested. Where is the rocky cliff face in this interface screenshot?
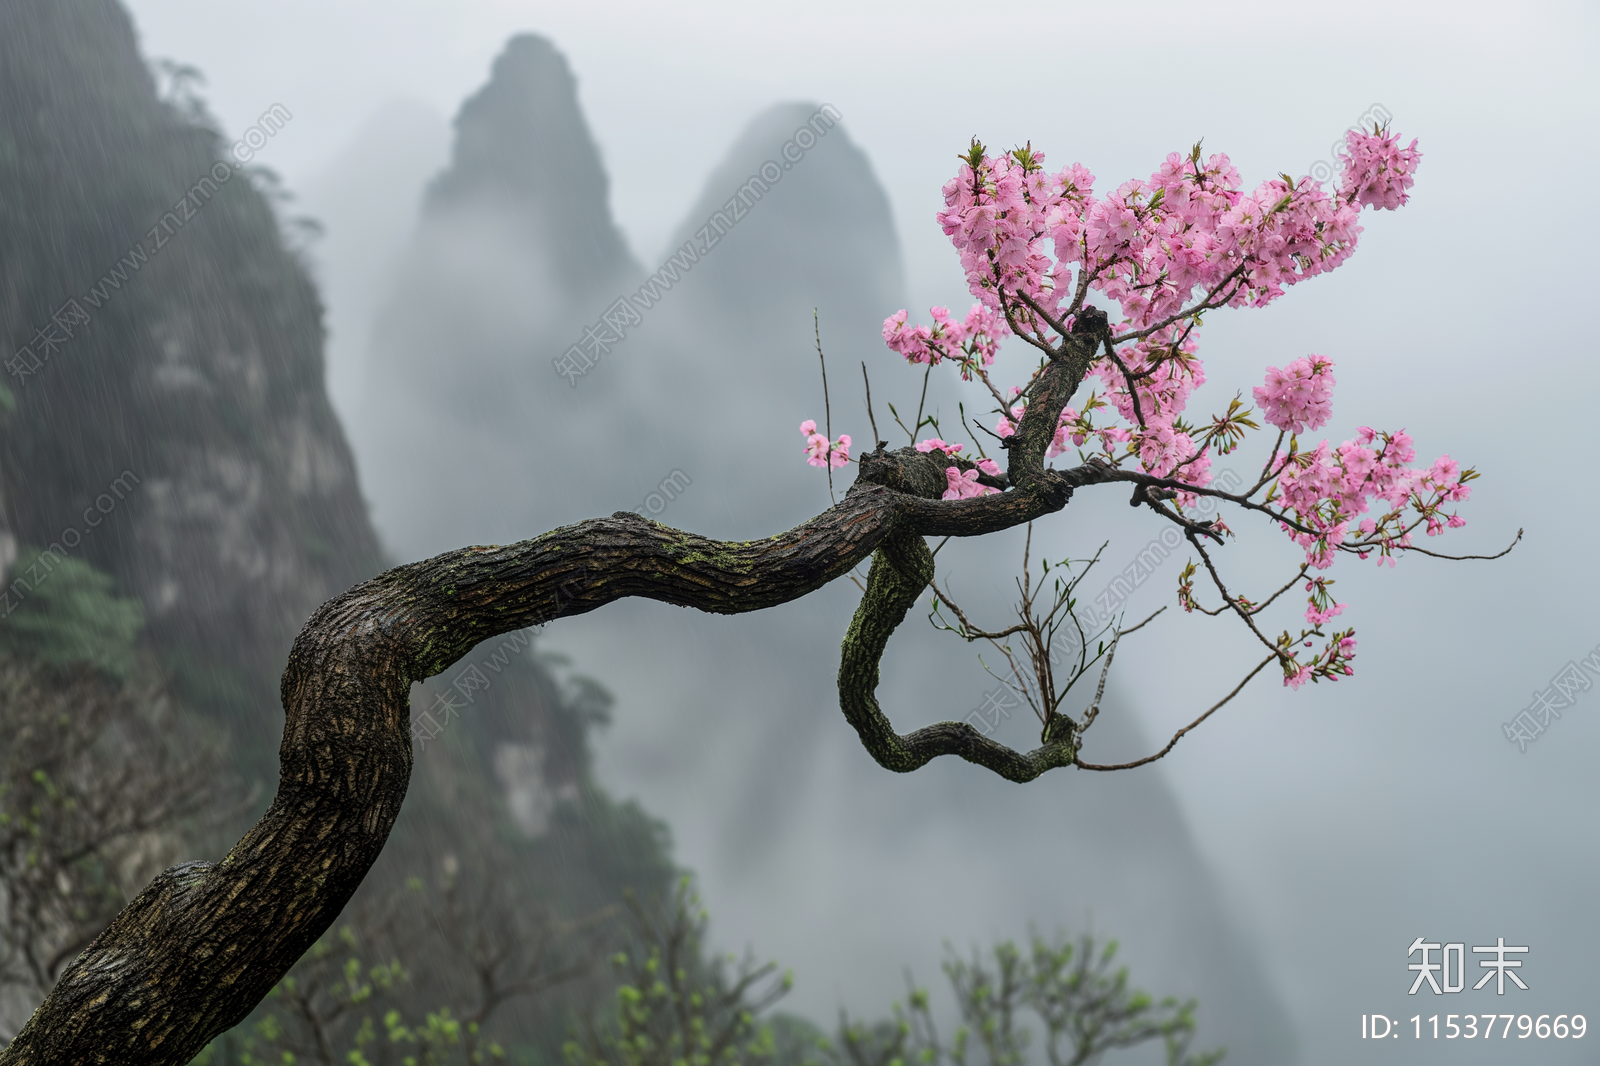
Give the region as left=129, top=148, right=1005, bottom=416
left=0, top=0, right=383, bottom=759
left=0, top=17, right=683, bottom=1058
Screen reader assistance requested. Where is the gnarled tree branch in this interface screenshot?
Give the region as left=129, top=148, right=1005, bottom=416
left=0, top=428, right=1123, bottom=1063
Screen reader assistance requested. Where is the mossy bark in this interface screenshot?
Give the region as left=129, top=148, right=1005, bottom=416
left=838, top=529, right=1078, bottom=779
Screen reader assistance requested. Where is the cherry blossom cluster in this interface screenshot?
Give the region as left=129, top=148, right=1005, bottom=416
left=1280, top=627, right=1358, bottom=689
left=943, top=466, right=999, bottom=500
left=882, top=304, right=1005, bottom=381
left=867, top=128, right=1421, bottom=502
left=799, top=420, right=850, bottom=469
left=1270, top=426, right=1472, bottom=571
left=931, top=132, right=1383, bottom=337
left=799, top=126, right=1462, bottom=691
left=1337, top=126, right=1422, bottom=211
left=1303, top=576, right=1346, bottom=626
left=1253, top=356, right=1336, bottom=435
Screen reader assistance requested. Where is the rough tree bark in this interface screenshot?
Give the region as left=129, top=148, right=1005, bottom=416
left=0, top=329, right=1127, bottom=1064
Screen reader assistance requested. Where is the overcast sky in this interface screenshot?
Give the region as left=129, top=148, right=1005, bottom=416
left=119, top=0, right=1594, bottom=308
left=113, top=3, right=1600, bottom=1062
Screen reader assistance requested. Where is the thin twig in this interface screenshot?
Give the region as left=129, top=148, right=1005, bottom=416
left=1256, top=429, right=1287, bottom=489
left=972, top=415, right=1004, bottom=443
left=913, top=364, right=932, bottom=443
left=1075, top=653, right=1275, bottom=771
left=931, top=582, right=1031, bottom=642
left=1117, top=605, right=1166, bottom=637
left=1184, top=563, right=1309, bottom=618
left=1391, top=528, right=1522, bottom=561
left=998, top=288, right=1065, bottom=359
left=1248, top=564, right=1312, bottom=616
left=861, top=361, right=881, bottom=449
left=1188, top=533, right=1294, bottom=662
left=1100, top=336, right=1148, bottom=428
left=886, top=401, right=914, bottom=441
left=815, top=309, right=835, bottom=504
left=1077, top=607, right=1164, bottom=734
left=1137, top=489, right=1226, bottom=544
left=1077, top=626, right=1121, bottom=735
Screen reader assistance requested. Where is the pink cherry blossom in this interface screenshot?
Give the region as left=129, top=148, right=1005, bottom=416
left=800, top=420, right=852, bottom=468
left=942, top=466, right=997, bottom=500
left=800, top=128, right=1464, bottom=696
left=1338, top=127, right=1422, bottom=211
left=1253, top=356, right=1335, bottom=435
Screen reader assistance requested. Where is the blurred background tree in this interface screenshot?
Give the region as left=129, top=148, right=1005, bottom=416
left=204, top=877, right=1221, bottom=1066
left=0, top=645, right=222, bottom=1036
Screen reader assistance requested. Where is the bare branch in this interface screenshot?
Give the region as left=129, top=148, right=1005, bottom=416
left=1076, top=654, right=1276, bottom=771
left=1392, top=528, right=1522, bottom=562
left=862, top=361, right=882, bottom=449
left=816, top=309, right=836, bottom=503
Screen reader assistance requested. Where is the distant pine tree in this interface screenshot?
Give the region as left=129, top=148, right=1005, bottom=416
left=0, top=548, right=142, bottom=677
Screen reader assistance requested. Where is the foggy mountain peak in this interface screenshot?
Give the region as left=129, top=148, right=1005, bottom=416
left=617, top=98, right=907, bottom=535
left=665, top=100, right=902, bottom=310
left=423, top=32, right=637, bottom=299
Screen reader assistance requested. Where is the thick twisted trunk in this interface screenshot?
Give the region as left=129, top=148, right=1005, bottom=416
left=0, top=335, right=1106, bottom=1065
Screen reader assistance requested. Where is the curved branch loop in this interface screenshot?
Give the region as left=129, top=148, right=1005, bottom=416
left=838, top=530, right=1078, bottom=783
